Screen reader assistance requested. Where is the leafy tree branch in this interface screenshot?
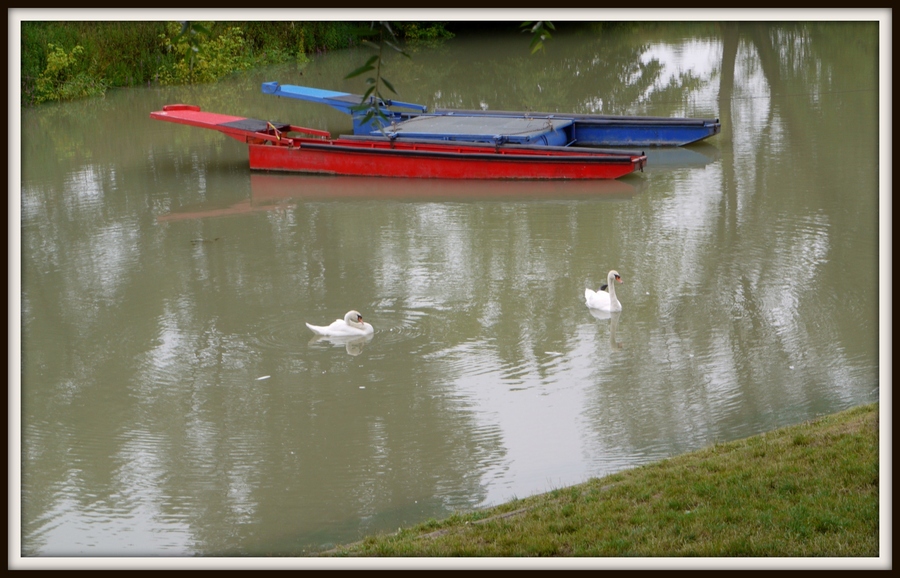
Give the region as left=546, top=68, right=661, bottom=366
left=344, top=22, right=410, bottom=131
left=522, top=21, right=555, bottom=54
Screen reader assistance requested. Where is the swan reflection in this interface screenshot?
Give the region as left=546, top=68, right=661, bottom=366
left=588, top=308, right=622, bottom=349
left=308, top=333, right=374, bottom=356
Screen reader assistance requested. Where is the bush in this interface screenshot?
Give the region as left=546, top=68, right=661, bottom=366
left=156, top=23, right=253, bottom=85
left=20, top=21, right=456, bottom=105
left=34, top=43, right=107, bottom=103
left=394, top=22, right=454, bottom=44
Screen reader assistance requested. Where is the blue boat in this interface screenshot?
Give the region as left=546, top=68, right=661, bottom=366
left=261, top=82, right=721, bottom=148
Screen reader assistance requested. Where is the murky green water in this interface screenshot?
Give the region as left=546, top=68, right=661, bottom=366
left=17, top=21, right=883, bottom=559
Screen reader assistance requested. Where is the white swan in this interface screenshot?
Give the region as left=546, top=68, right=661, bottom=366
left=585, top=270, right=623, bottom=312
left=305, top=310, right=374, bottom=337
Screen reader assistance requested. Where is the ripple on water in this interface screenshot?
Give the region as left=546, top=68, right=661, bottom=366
left=252, top=312, right=319, bottom=356
left=252, top=307, right=436, bottom=358
left=22, top=421, right=197, bottom=555
left=428, top=338, right=501, bottom=379
left=364, top=306, right=432, bottom=348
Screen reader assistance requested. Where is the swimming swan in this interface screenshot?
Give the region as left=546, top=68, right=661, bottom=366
left=305, top=310, right=374, bottom=337
left=585, top=270, right=623, bottom=312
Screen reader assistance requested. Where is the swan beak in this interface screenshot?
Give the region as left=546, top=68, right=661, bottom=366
left=615, top=274, right=623, bottom=283
left=357, top=314, right=364, bottom=322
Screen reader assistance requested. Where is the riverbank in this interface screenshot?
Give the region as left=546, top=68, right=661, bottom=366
left=19, top=21, right=455, bottom=106
left=318, top=403, right=880, bottom=559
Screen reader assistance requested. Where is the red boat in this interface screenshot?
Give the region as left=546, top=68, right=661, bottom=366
left=150, top=105, right=647, bottom=180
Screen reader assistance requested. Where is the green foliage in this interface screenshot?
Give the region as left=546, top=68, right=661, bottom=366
left=344, top=22, right=411, bottom=132
left=82, top=22, right=169, bottom=86
left=157, top=22, right=253, bottom=85
left=231, top=21, right=312, bottom=65
left=314, top=21, right=359, bottom=52
left=20, top=21, right=334, bottom=104
left=33, top=43, right=107, bottom=103
left=394, top=22, right=454, bottom=44
left=21, top=22, right=168, bottom=105
left=19, top=20, right=522, bottom=106
left=522, top=21, right=555, bottom=54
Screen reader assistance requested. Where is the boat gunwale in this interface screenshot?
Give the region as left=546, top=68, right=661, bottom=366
left=430, top=109, right=720, bottom=125
left=333, top=134, right=645, bottom=157
left=297, top=140, right=646, bottom=166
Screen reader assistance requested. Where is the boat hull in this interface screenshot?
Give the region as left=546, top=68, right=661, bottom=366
left=570, top=120, right=720, bottom=147
left=247, top=140, right=644, bottom=180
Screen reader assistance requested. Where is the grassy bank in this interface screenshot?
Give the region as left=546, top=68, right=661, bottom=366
left=19, top=21, right=454, bottom=107
left=320, top=403, right=880, bottom=558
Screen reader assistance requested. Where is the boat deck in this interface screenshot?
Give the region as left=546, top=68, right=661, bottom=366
left=378, top=115, right=575, bottom=147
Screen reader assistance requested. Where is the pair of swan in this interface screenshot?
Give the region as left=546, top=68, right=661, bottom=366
left=307, top=270, right=621, bottom=342
left=584, top=270, right=623, bottom=312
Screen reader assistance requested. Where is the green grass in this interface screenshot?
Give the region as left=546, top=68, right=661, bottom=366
left=319, top=403, right=880, bottom=558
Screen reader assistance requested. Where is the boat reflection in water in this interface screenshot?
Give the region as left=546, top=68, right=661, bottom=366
left=619, top=142, right=721, bottom=171
left=157, top=173, right=647, bottom=222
